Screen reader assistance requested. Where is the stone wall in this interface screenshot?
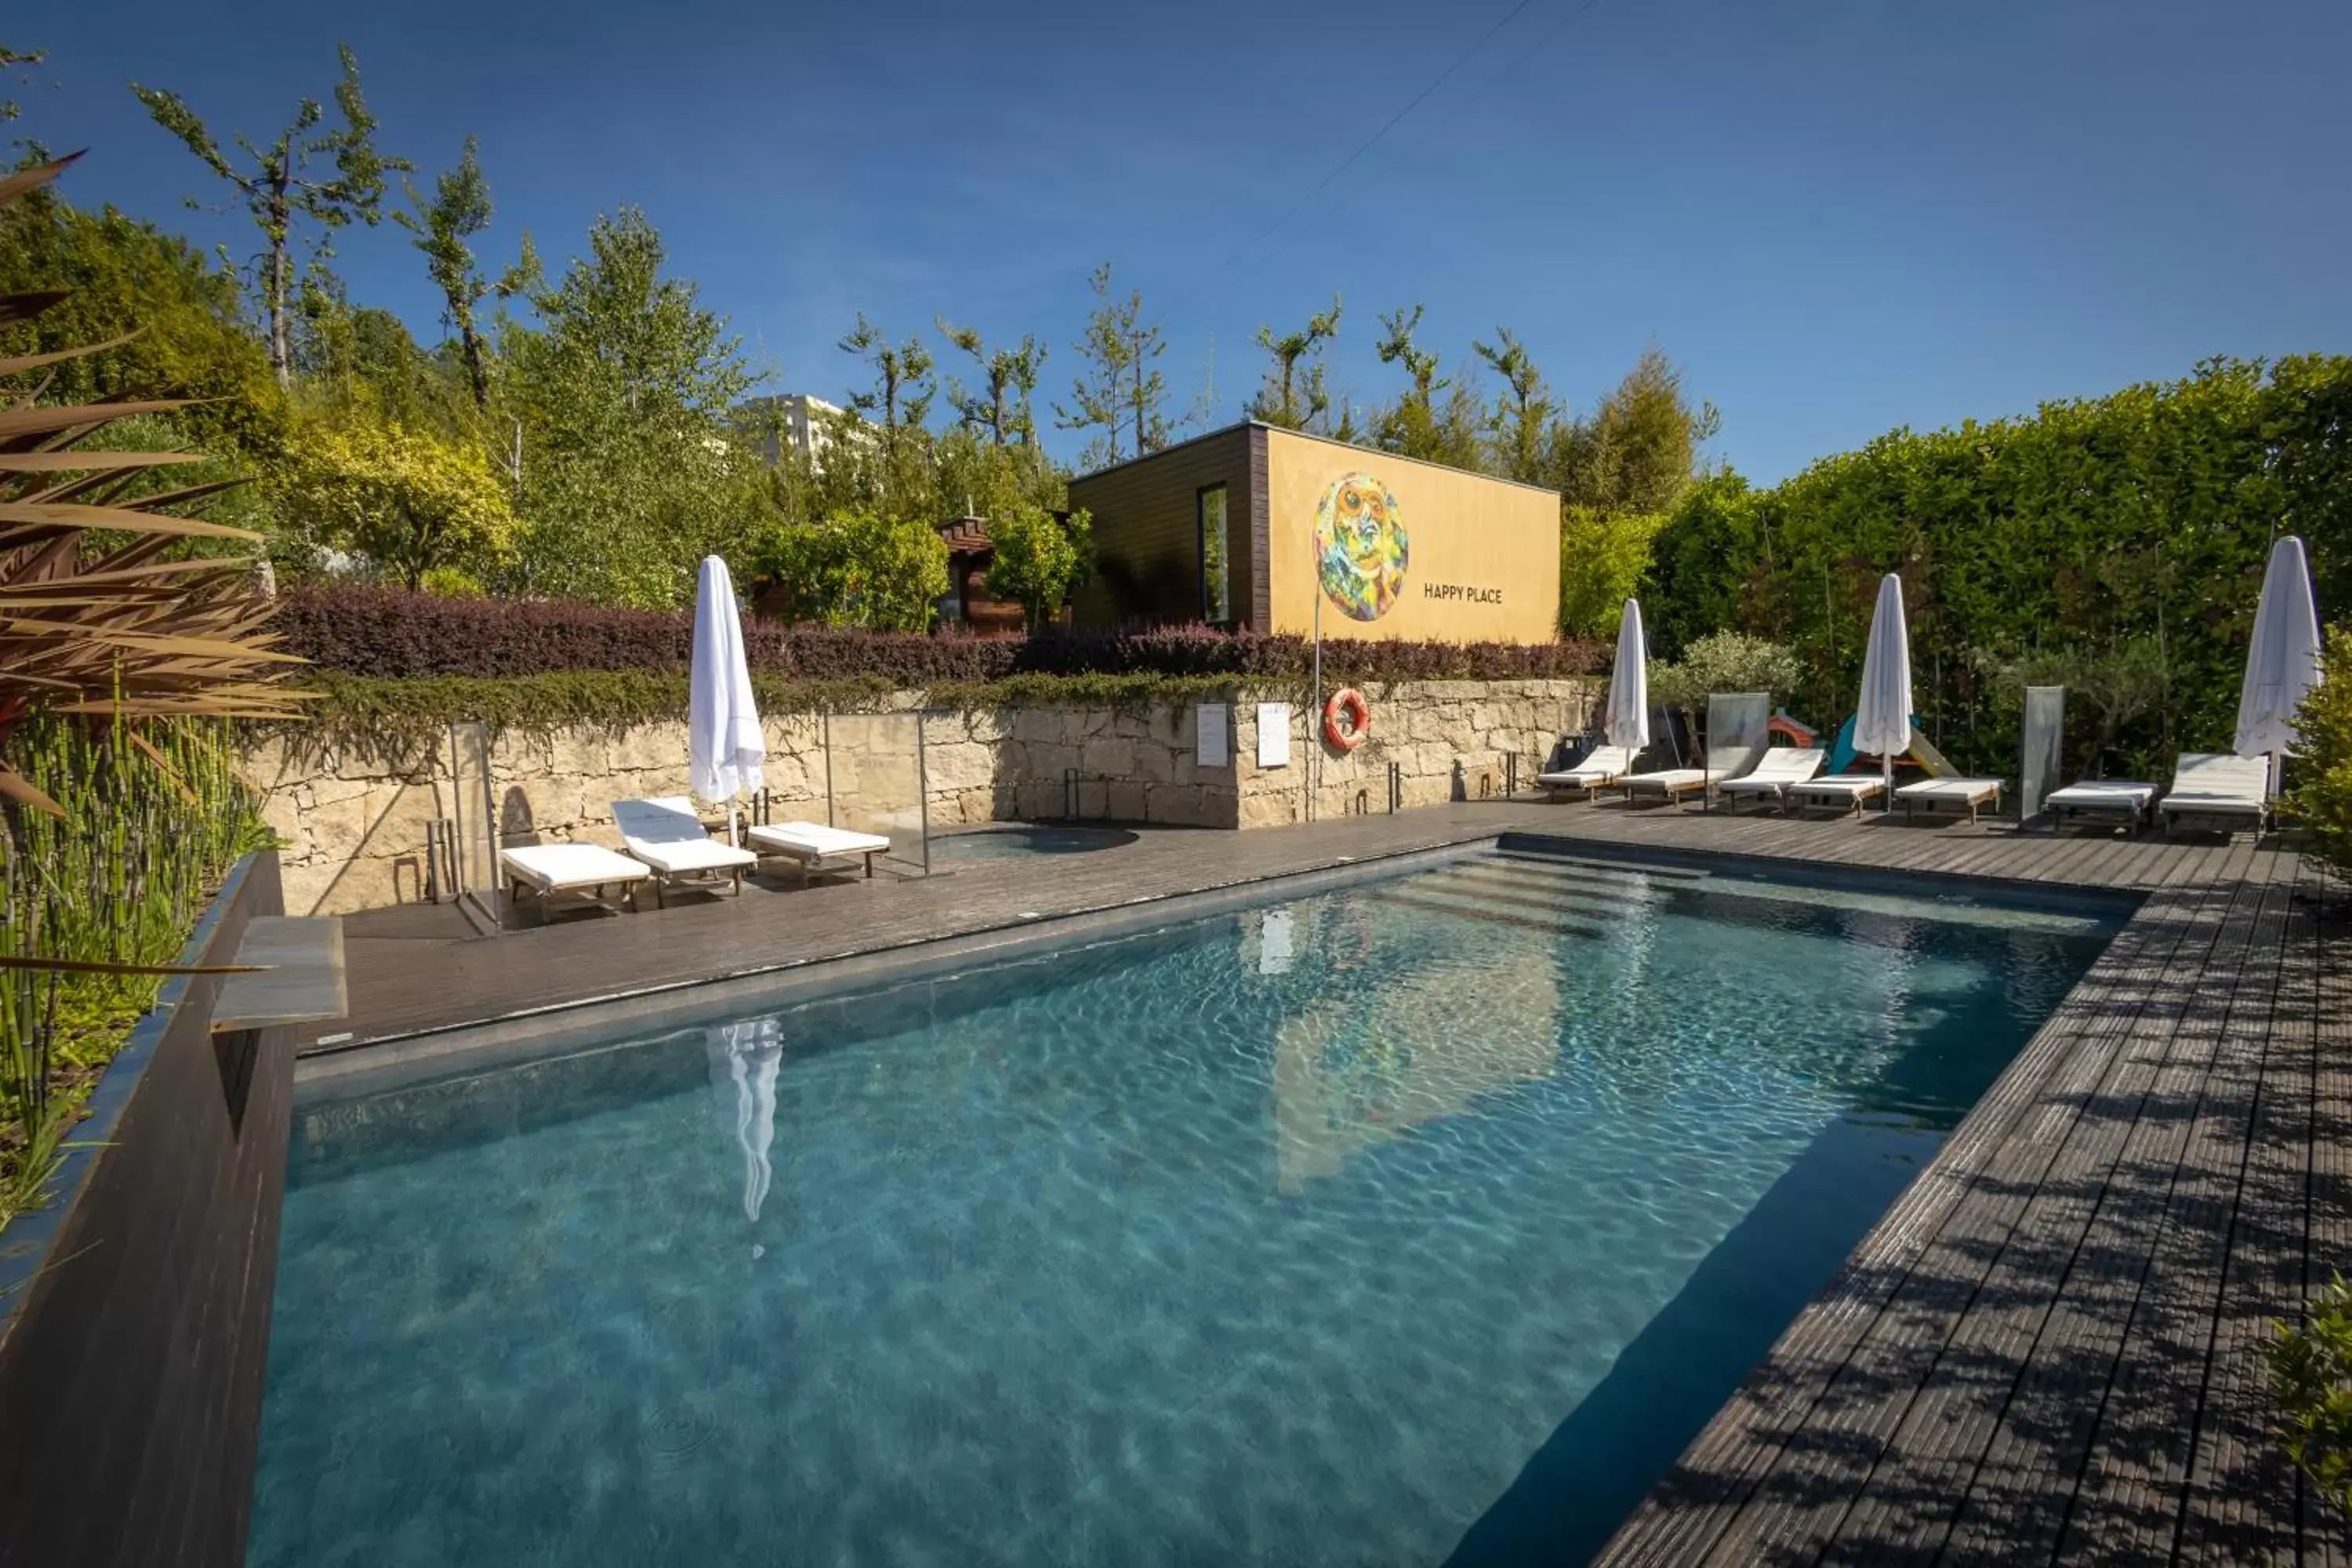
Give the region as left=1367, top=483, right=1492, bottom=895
left=253, top=678, right=1592, bottom=916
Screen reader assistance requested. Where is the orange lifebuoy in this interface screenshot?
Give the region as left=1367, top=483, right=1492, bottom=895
left=1323, top=688, right=1370, bottom=751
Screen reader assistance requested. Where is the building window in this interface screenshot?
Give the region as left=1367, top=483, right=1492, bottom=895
left=1199, top=484, right=1232, bottom=625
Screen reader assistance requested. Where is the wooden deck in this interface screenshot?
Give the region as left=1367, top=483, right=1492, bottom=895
left=312, top=797, right=2345, bottom=1566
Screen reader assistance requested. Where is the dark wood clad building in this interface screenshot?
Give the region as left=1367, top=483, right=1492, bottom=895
left=1066, top=424, right=1267, bottom=630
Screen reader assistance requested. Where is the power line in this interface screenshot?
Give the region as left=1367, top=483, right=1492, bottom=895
left=1176, top=0, right=1548, bottom=305
left=1393, top=0, right=1608, bottom=166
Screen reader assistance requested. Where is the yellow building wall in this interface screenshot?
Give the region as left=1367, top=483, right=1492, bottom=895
left=1263, top=428, right=1560, bottom=643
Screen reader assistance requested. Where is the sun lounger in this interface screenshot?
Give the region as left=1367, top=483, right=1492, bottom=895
left=1617, top=742, right=1766, bottom=806
left=612, top=796, right=760, bottom=906
left=1896, top=777, right=2004, bottom=826
left=746, top=819, right=892, bottom=881
left=1534, top=744, right=1636, bottom=801
left=497, top=842, right=652, bottom=915
left=1787, top=775, right=1886, bottom=816
left=2043, top=779, right=2160, bottom=830
left=2157, top=753, right=2272, bottom=834
left=1712, top=747, right=1826, bottom=812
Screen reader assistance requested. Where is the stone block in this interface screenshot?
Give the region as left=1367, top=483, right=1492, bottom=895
left=1080, top=737, right=1138, bottom=779
left=1105, top=780, right=1148, bottom=822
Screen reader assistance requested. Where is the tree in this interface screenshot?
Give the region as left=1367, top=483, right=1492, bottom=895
left=1558, top=506, right=1668, bottom=641
left=985, top=503, right=1094, bottom=630
left=1056, top=263, right=1170, bottom=469
left=2, top=43, right=44, bottom=125
left=1371, top=304, right=1485, bottom=468
left=1472, top=326, right=1552, bottom=483
left=1557, top=346, right=1717, bottom=516
left=396, top=135, right=496, bottom=410
left=0, top=168, right=278, bottom=453
left=1248, top=295, right=1342, bottom=431
left=840, top=311, right=935, bottom=434
left=132, top=45, right=404, bottom=389
left=939, top=318, right=1045, bottom=446
left=292, top=264, right=465, bottom=430
left=753, top=509, right=948, bottom=632
left=500, top=206, right=760, bottom=605
left=279, top=415, right=517, bottom=590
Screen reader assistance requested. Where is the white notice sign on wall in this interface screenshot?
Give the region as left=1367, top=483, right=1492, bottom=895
left=1256, top=702, right=1291, bottom=768
left=1196, top=702, right=1230, bottom=768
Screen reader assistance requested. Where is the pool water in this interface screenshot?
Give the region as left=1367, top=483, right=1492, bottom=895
left=931, top=824, right=1137, bottom=859
left=251, top=847, right=2125, bottom=1567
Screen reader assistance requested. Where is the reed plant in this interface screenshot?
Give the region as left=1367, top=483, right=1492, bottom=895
left=0, top=715, right=267, bottom=1232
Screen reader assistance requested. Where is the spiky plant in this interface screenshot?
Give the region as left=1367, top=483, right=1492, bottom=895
left=0, top=151, right=305, bottom=817
left=1, top=150, right=300, bottom=1228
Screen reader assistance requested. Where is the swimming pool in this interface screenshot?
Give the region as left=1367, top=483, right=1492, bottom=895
left=251, top=845, right=2126, bottom=1566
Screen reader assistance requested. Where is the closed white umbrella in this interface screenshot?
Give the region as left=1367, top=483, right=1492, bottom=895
left=690, top=556, right=765, bottom=842
left=706, top=1018, right=782, bottom=1229
left=1854, top=573, right=1912, bottom=811
left=1606, top=598, right=1651, bottom=751
left=2234, top=535, right=2323, bottom=797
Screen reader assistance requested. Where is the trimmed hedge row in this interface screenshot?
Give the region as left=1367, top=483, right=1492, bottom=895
left=274, top=584, right=1606, bottom=684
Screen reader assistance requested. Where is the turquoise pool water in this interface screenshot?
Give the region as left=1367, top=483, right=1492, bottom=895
left=250, top=847, right=2125, bottom=1567
left=931, top=824, right=1138, bottom=859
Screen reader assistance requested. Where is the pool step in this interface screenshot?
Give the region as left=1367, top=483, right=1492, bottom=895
left=1381, top=886, right=1607, bottom=940
left=1438, top=858, right=1664, bottom=907
left=1419, top=866, right=1652, bottom=920
left=1487, top=848, right=1711, bottom=885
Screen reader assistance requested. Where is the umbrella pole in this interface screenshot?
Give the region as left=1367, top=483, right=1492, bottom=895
left=1882, top=753, right=1893, bottom=815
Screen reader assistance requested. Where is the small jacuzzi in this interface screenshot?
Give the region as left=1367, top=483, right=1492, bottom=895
left=929, top=824, right=1138, bottom=859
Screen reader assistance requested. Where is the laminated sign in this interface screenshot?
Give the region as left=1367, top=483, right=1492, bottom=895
left=1256, top=703, right=1291, bottom=768
left=1196, top=702, right=1231, bottom=768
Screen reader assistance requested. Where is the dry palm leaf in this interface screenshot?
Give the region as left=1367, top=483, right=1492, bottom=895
left=0, top=155, right=309, bottom=815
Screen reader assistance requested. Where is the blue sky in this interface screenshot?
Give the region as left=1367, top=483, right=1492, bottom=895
left=17, top=0, right=2351, bottom=482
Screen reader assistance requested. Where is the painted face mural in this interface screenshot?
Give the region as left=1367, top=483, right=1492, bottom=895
left=1314, top=472, right=1409, bottom=622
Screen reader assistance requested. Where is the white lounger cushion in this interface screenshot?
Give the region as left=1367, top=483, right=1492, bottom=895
left=2046, top=780, right=2158, bottom=811
left=499, top=843, right=652, bottom=893
left=1896, top=778, right=2003, bottom=804
left=2159, top=753, right=2270, bottom=818
left=611, top=797, right=759, bottom=874
left=746, top=820, right=891, bottom=862
left=1790, top=776, right=1885, bottom=800
left=1621, top=768, right=1708, bottom=793
left=1536, top=745, right=1635, bottom=787
left=1718, top=748, right=1827, bottom=795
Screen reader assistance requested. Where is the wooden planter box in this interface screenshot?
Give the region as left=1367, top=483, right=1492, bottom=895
left=0, top=850, right=294, bottom=1568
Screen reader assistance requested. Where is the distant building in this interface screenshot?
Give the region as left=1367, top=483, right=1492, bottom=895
left=1065, top=421, right=1561, bottom=641
left=736, top=393, right=866, bottom=470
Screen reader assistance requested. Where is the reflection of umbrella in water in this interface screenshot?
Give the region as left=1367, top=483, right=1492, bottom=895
left=706, top=1018, right=782, bottom=1222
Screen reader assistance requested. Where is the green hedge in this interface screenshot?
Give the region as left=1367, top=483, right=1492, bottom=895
left=1643, top=356, right=2350, bottom=779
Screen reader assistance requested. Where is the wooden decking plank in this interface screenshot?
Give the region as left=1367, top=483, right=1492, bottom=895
left=2038, top=872, right=2295, bottom=1563
left=1727, top=878, right=2245, bottom=1563
left=2172, top=873, right=2315, bottom=1564
left=1814, top=877, right=2254, bottom=1560
left=1938, top=871, right=2276, bottom=1564
left=1594, top=882, right=2220, bottom=1567
left=2304, top=885, right=2352, bottom=1567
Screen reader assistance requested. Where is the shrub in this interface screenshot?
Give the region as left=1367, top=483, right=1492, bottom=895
left=2289, top=624, right=2352, bottom=878
left=272, top=583, right=1609, bottom=687
left=986, top=503, right=1094, bottom=630
left=2269, top=1274, right=2352, bottom=1516
left=1642, top=357, right=2352, bottom=778
left=1650, top=632, right=1803, bottom=712
left=752, top=510, right=949, bottom=632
